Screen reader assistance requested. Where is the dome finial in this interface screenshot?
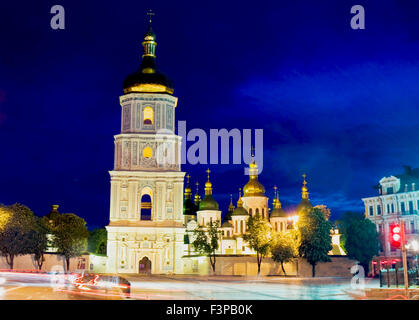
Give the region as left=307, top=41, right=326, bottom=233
left=194, top=182, right=201, bottom=205
left=273, top=185, right=281, bottom=209
left=302, top=173, right=309, bottom=200
left=205, top=168, right=213, bottom=195
left=147, top=9, right=155, bottom=24
left=184, top=174, right=192, bottom=199
left=142, top=10, right=157, bottom=59
left=228, top=194, right=235, bottom=212
left=237, top=188, right=243, bottom=207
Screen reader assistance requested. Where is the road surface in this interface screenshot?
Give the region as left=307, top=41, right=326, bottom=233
left=0, top=272, right=381, bottom=300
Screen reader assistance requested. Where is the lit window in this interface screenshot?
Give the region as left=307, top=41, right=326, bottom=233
left=143, top=106, right=153, bottom=125
left=143, top=147, right=152, bottom=158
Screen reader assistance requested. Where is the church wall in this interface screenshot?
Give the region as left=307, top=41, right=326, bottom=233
left=106, top=226, right=185, bottom=274
left=181, top=256, right=356, bottom=277
left=242, top=196, right=269, bottom=217
left=0, top=253, right=90, bottom=272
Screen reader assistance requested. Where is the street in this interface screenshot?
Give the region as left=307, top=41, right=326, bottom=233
left=0, top=272, right=381, bottom=300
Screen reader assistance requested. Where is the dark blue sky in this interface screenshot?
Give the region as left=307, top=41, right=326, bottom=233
left=1, top=0, right=419, bottom=228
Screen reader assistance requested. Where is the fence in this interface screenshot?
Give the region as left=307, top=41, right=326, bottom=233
left=379, top=268, right=418, bottom=287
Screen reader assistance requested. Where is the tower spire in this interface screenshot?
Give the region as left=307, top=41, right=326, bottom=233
left=147, top=9, right=155, bottom=24
left=228, top=194, right=235, bottom=212
left=142, top=10, right=157, bottom=59
left=237, top=188, right=243, bottom=208
left=184, top=174, right=191, bottom=199
left=302, top=173, right=309, bottom=200
left=194, top=182, right=201, bottom=205
left=204, top=168, right=213, bottom=195
left=273, top=185, right=281, bottom=209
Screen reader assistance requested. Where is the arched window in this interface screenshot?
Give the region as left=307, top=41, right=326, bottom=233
left=143, top=106, right=153, bottom=125
left=255, top=208, right=259, bottom=216
left=262, top=208, right=265, bottom=218
left=235, top=220, right=238, bottom=233
left=249, top=208, right=253, bottom=216
left=140, top=190, right=152, bottom=220
left=143, top=147, right=152, bottom=158
left=240, top=220, right=244, bottom=234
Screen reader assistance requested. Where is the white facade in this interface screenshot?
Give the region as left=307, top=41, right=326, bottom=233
left=106, top=92, right=186, bottom=274
left=362, top=173, right=419, bottom=256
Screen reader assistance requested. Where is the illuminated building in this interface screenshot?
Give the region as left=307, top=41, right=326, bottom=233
left=106, top=18, right=345, bottom=275
left=362, top=166, right=419, bottom=257
left=106, top=17, right=185, bottom=274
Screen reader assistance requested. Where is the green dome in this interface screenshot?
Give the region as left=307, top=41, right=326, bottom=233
left=232, top=206, right=248, bottom=216
left=199, top=195, right=219, bottom=211
left=183, top=198, right=198, bottom=216
left=222, top=220, right=233, bottom=228
left=296, top=198, right=313, bottom=214
left=270, top=207, right=287, bottom=218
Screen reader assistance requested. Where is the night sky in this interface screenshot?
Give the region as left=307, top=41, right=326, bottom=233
left=1, top=1, right=419, bottom=229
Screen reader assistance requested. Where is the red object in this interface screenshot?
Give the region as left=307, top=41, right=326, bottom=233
left=372, top=261, right=377, bottom=265
left=390, top=224, right=401, bottom=249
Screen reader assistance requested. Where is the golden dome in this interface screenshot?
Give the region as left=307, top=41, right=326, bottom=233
left=232, top=189, right=249, bottom=216
left=184, top=174, right=192, bottom=198
left=270, top=186, right=286, bottom=218
left=123, top=20, right=174, bottom=95
left=243, top=160, right=265, bottom=197
left=297, top=174, right=313, bottom=214
left=199, top=169, right=219, bottom=211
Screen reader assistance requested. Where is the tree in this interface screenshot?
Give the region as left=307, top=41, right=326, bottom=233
left=88, top=228, right=107, bottom=255
left=338, top=212, right=379, bottom=274
left=192, top=220, right=221, bottom=273
left=29, top=217, right=49, bottom=270
left=0, top=203, right=37, bottom=269
left=297, top=207, right=333, bottom=277
left=314, top=205, right=331, bottom=220
left=51, top=213, right=89, bottom=272
left=271, top=231, right=298, bottom=275
left=244, top=215, right=272, bottom=276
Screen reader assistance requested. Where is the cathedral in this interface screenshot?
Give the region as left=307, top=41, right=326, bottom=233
left=106, top=19, right=341, bottom=275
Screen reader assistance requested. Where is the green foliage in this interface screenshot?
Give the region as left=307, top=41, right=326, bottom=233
left=243, top=215, right=272, bottom=275
left=337, top=211, right=379, bottom=273
left=28, top=217, right=49, bottom=270
left=297, top=207, right=333, bottom=277
left=271, top=231, right=298, bottom=275
left=192, top=220, right=221, bottom=272
left=88, top=228, right=107, bottom=255
left=50, top=213, right=89, bottom=271
left=0, top=203, right=38, bottom=269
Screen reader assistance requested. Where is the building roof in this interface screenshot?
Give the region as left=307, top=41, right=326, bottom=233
left=123, top=24, right=174, bottom=95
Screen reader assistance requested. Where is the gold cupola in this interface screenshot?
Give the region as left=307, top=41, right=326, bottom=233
left=199, top=169, right=219, bottom=211
left=232, top=188, right=249, bottom=216
left=270, top=186, right=286, bottom=218
left=296, top=173, right=313, bottom=214
left=184, top=174, right=192, bottom=199
left=243, top=158, right=266, bottom=197
left=123, top=10, right=174, bottom=95
left=194, top=182, right=201, bottom=206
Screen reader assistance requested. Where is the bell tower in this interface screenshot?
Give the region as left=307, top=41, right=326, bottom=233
left=106, top=13, right=185, bottom=274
